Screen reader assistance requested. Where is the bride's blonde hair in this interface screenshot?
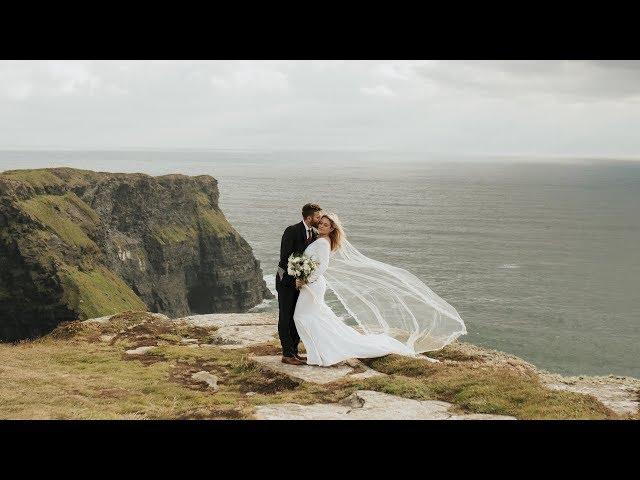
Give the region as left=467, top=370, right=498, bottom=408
left=321, top=212, right=345, bottom=252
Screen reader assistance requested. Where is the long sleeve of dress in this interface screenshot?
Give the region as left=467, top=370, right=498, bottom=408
left=307, top=239, right=331, bottom=284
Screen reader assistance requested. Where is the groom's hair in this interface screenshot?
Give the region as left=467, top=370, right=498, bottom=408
left=302, top=203, right=323, bottom=218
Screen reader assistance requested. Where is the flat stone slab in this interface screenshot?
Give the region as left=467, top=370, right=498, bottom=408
left=254, top=390, right=517, bottom=420
left=177, top=313, right=277, bottom=328
left=176, top=313, right=278, bottom=349
left=250, top=355, right=385, bottom=384
left=191, top=371, right=219, bottom=391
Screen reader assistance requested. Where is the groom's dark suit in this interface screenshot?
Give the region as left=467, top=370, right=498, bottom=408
left=276, top=220, right=317, bottom=357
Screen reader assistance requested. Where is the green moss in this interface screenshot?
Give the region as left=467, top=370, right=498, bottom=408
left=59, top=265, right=147, bottom=320
left=63, top=191, right=100, bottom=224
left=152, top=225, right=198, bottom=244
left=198, top=207, right=236, bottom=236
left=18, top=193, right=100, bottom=250
left=192, top=191, right=234, bottom=236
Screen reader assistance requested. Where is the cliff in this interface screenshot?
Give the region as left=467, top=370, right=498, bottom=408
left=0, top=167, right=273, bottom=341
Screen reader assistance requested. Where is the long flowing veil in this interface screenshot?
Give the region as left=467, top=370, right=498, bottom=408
left=324, top=239, right=467, bottom=353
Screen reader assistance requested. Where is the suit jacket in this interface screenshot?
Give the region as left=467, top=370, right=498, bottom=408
left=277, top=221, right=318, bottom=288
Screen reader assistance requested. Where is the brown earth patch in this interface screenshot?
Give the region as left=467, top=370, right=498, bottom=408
left=236, top=369, right=301, bottom=395
left=175, top=407, right=246, bottom=420
left=244, top=343, right=282, bottom=356
left=121, top=350, right=167, bottom=366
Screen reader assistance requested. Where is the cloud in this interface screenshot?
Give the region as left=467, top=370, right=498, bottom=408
left=0, top=60, right=639, bottom=156
left=209, top=61, right=289, bottom=93
left=0, top=60, right=128, bottom=100
left=415, top=60, right=640, bottom=102
left=360, top=84, right=396, bottom=97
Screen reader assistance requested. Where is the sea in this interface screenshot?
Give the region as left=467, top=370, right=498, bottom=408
left=1, top=149, right=638, bottom=378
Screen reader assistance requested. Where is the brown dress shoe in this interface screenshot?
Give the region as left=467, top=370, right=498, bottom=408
left=282, top=355, right=306, bottom=366
left=294, top=353, right=307, bottom=361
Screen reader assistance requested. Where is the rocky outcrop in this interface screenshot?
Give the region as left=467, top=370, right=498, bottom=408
left=0, top=167, right=272, bottom=341
left=253, top=390, right=518, bottom=420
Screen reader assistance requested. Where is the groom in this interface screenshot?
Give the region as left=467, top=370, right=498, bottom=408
left=276, top=203, right=323, bottom=365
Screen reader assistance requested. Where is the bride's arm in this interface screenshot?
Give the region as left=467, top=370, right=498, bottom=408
left=307, top=240, right=330, bottom=284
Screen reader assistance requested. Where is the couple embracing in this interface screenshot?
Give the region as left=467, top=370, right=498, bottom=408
left=275, top=203, right=467, bottom=367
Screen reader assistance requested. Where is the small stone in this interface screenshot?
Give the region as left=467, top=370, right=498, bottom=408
left=344, top=358, right=361, bottom=368
left=192, top=371, right=219, bottom=391
left=246, top=392, right=256, bottom=396
left=339, top=392, right=366, bottom=409
left=125, top=346, right=154, bottom=355
left=422, top=356, right=440, bottom=363
left=99, top=334, right=115, bottom=342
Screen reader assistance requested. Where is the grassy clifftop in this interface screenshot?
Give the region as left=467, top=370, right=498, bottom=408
left=0, top=311, right=636, bottom=420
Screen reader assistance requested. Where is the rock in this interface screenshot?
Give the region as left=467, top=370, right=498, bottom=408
left=339, top=392, right=366, bottom=409
left=125, top=346, right=155, bottom=355
left=99, top=334, right=115, bottom=342
left=178, top=313, right=278, bottom=349
left=191, top=371, right=219, bottom=391
left=178, top=313, right=278, bottom=328
left=250, top=355, right=385, bottom=385
left=254, top=390, right=517, bottom=420
left=542, top=375, right=640, bottom=416
left=449, top=413, right=518, bottom=420
left=84, top=316, right=113, bottom=324
left=180, top=338, right=199, bottom=344
left=0, top=168, right=272, bottom=342
left=422, top=356, right=440, bottom=363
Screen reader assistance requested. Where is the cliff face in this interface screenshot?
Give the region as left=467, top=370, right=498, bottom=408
left=0, top=167, right=273, bottom=341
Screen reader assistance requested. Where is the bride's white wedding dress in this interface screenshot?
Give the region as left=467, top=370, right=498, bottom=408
left=293, top=237, right=416, bottom=366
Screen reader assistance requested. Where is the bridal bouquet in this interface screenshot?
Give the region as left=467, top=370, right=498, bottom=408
left=287, top=253, right=320, bottom=282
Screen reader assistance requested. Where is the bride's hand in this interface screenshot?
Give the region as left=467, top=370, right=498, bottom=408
left=295, top=278, right=306, bottom=289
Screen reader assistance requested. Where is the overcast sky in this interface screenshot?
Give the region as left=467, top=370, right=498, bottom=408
left=1, top=60, right=640, bottom=157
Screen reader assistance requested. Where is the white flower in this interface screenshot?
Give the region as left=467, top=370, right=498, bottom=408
left=287, top=253, right=319, bottom=280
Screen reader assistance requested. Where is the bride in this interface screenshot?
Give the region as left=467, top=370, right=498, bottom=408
left=293, top=212, right=467, bottom=367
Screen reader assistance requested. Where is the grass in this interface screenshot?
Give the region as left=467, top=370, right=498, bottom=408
left=58, top=266, right=147, bottom=320
left=18, top=192, right=100, bottom=251
left=0, top=311, right=629, bottom=420
left=2, top=169, right=66, bottom=189
left=1, top=168, right=105, bottom=191
left=357, top=355, right=618, bottom=419
left=0, top=313, right=353, bottom=419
